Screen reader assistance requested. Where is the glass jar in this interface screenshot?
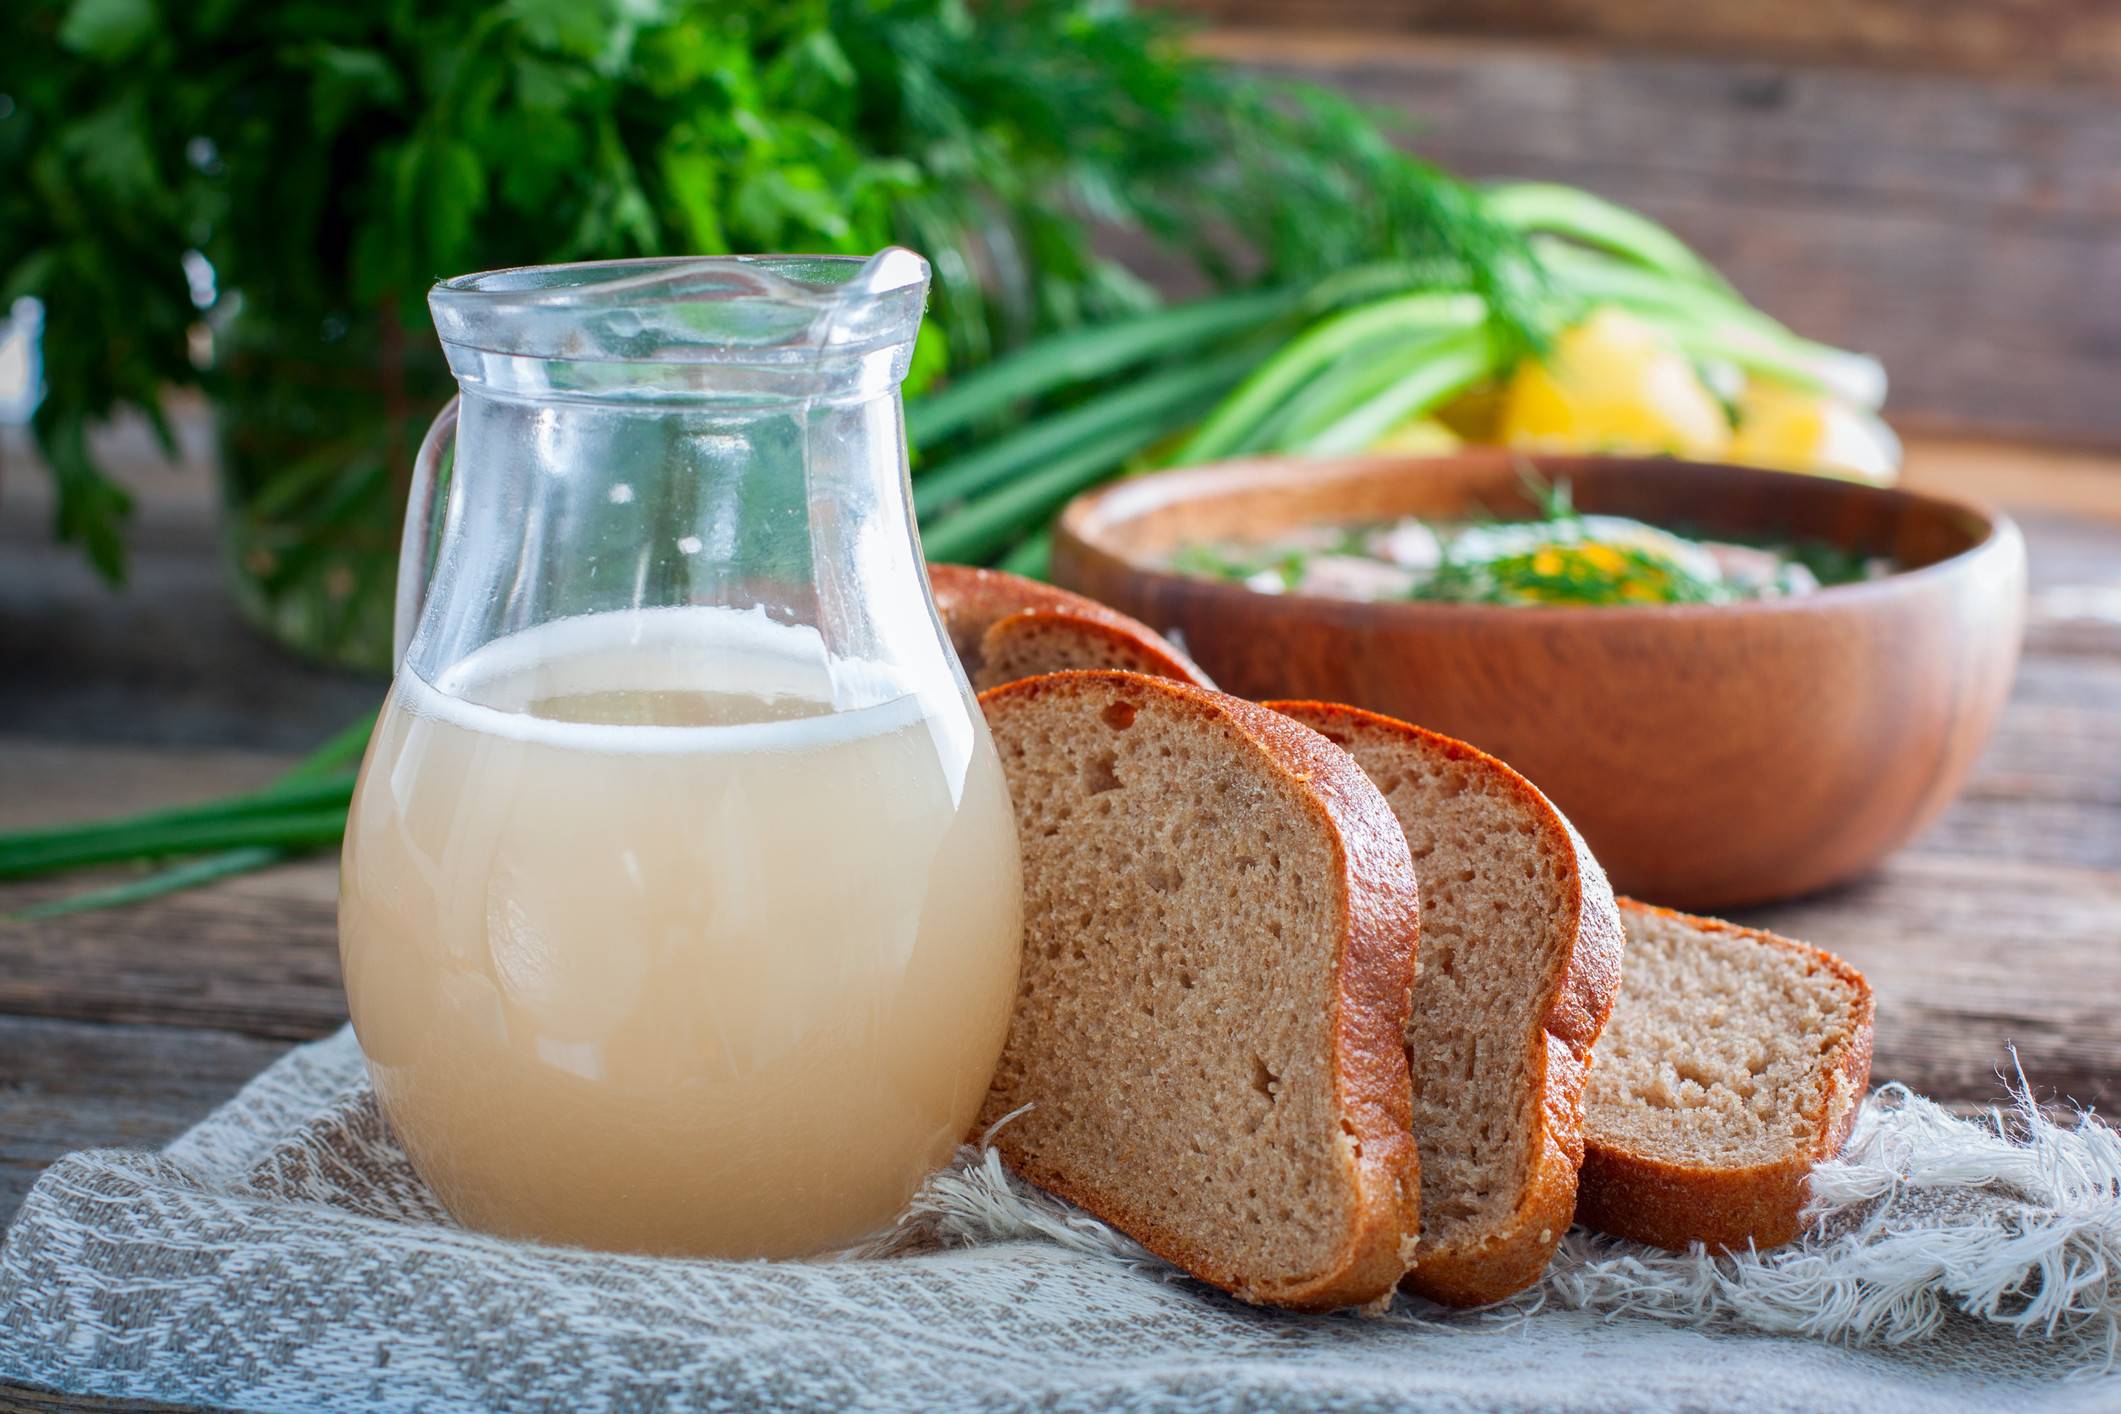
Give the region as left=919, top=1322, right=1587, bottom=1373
left=338, top=251, right=1023, bottom=1259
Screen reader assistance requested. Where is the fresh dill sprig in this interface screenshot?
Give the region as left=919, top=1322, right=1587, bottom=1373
left=1519, top=465, right=1578, bottom=522
left=1479, top=543, right=1732, bottom=605
left=1168, top=542, right=1259, bottom=584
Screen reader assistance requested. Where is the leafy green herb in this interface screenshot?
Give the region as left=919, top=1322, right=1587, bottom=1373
left=3, top=0, right=1530, bottom=639
left=1166, top=542, right=1311, bottom=591
left=1678, top=526, right=1876, bottom=588
left=2, top=6, right=1888, bottom=914
left=1777, top=537, right=1875, bottom=588
left=1409, top=543, right=1731, bottom=607
left=1165, top=471, right=1871, bottom=609
left=1168, top=542, right=1258, bottom=584
left=1520, top=466, right=1577, bottom=522
left=1268, top=550, right=1311, bottom=592
left=10, top=846, right=287, bottom=921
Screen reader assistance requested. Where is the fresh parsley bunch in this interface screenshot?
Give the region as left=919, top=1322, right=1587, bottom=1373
left=1, top=0, right=1520, bottom=630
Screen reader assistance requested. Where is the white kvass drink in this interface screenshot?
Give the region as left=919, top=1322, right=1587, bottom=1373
left=339, top=606, right=1023, bottom=1259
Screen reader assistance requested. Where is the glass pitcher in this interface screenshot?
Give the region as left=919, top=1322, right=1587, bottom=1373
left=338, top=251, right=1024, bottom=1261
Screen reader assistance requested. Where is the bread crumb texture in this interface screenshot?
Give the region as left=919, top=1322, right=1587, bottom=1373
left=980, top=677, right=1364, bottom=1291
left=978, top=613, right=1201, bottom=693
left=1313, top=722, right=1575, bottom=1254
left=1588, top=908, right=1866, bottom=1168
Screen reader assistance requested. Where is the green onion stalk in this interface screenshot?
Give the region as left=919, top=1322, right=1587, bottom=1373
left=4, top=711, right=375, bottom=919
left=0, top=182, right=1883, bottom=913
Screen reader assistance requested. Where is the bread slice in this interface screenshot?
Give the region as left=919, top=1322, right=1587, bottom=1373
left=1267, top=702, right=1624, bottom=1307
left=1578, top=900, right=1875, bottom=1253
left=928, top=563, right=1213, bottom=692
left=977, top=671, right=1421, bottom=1311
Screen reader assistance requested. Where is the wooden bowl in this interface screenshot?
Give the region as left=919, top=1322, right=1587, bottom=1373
left=1053, top=452, right=2026, bottom=909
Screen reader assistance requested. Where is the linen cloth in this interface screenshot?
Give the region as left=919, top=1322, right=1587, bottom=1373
left=1, top=1027, right=2115, bottom=1412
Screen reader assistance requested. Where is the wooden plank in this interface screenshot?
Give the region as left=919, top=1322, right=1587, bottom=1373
left=1178, top=2, right=2121, bottom=85
left=1732, top=648, right=2121, bottom=1111
left=0, top=739, right=348, bottom=1039
left=0, top=857, right=345, bottom=1041
left=1904, top=440, right=2121, bottom=525
left=0, top=1014, right=290, bottom=1226
left=1201, top=31, right=2121, bottom=448
left=0, top=1391, right=185, bottom=1413
left=1745, top=852, right=2121, bottom=1113
left=1901, top=665, right=2121, bottom=872
left=1, top=428, right=2116, bottom=1109
left=0, top=737, right=292, bottom=831
left=0, top=1393, right=186, bottom=1413
left=1731, top=494, right=2121, bottom=1109
left=1, top=641, right=2113, bottom=1108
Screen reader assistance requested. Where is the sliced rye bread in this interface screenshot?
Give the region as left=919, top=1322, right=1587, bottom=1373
left=929, top=563, right=1213, bottom=691
left=977, top=670, right=1421, bottom=1311
left=1579, top=900, right=1875, bottom=1253
left=1267, top=702, right=1625, bottom=1307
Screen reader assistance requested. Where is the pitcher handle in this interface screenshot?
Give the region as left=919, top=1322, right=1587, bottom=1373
left=394, top=395, right=460, bottom=667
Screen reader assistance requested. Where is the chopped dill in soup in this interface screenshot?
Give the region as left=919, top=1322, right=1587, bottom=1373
left=1168, top=482, right=1889, bottom=607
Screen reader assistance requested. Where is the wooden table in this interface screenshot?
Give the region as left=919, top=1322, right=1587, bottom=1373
left=2, top=423, right=2119, bottom=1236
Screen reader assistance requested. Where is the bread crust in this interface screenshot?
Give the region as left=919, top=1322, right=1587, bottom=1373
left=977, top=671, right=1421, bottom=1312
left=1577, top=900, right=1876, bottom=1253
left=980, top=609, right=1213, bottom=692
left=928, top=564, right=1213, bottom=689
left=1266, top=701, right=1626, bottom=1307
